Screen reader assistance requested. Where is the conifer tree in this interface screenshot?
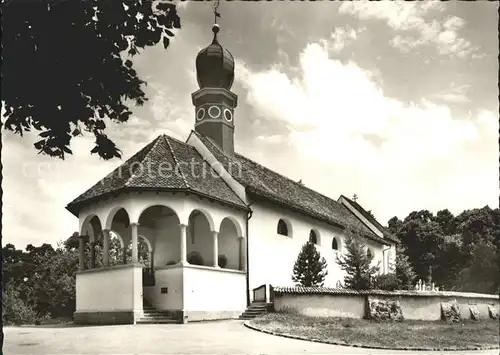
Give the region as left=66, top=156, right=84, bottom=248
left=394, top=244, right=417, bottom=290
left=336, top=229, right=379, bottom=290
left=292, top=241, right=328, bottom=287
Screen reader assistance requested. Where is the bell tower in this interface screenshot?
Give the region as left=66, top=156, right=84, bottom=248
left=192, top=3, right=237, bottom=157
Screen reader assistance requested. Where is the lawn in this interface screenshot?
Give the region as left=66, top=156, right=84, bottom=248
left=249, top=312, right=500, bottom=350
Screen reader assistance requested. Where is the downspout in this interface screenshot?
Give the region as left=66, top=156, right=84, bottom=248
left=382, top=245, right=391, bottom=274
left=245, top=204, right=253, bottom=307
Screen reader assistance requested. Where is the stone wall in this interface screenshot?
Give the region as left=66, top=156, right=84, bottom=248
left=273, top=286, right=500, bottom=321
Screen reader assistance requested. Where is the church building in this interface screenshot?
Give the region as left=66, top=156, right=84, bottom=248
left=68, top=21, right=399, bottom=325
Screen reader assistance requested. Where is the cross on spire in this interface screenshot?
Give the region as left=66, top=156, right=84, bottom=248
left=352, top=194, right=358, bottom=202
left=213, top=0, right=221, bottom=24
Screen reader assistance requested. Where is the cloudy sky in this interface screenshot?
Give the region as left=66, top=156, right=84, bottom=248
left=2, top=1, right=498, bottom=248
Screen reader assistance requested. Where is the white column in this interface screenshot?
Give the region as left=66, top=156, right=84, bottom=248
left=179, top=223, right=187, bottom=265
left=212, top=231, right=219, bottom=268
left=130, top=223, right=139, bottom=263
left=102, top=229, right=110, bottom=267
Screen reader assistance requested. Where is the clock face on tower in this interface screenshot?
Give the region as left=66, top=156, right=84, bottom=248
left=223, top=108, right=233, bottom=122
left=196, top=107, right=205, bottom=121
left=208, top=105, right=221, bottom=119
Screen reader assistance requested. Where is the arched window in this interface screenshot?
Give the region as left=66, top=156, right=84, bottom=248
left=332, top=237, right=338, bottom=250
left=309, top=230, right=317, bottom=244
left=277, top=219, right=289, bottom=236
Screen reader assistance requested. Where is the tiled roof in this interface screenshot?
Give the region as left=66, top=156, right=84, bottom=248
left=272, top=286, right=500, bottom=299
left=340, top=195, right=399, bottom=244
left=193, top=131, right=391, bottom=245
left=66, top=135, right=248, bottom=215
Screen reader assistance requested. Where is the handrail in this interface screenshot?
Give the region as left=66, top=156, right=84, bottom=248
left=253, top=284, right=267, bottom=302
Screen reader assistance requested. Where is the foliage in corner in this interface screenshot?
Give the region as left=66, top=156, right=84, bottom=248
left=2, top=0, right=181, bottom=160
left=292, top=241, right=328, bottom=287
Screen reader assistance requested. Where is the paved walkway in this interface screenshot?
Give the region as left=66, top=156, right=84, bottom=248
left=3, top=320, right=498, bottom=355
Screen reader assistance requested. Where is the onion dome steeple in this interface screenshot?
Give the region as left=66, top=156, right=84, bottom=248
left=192, top=1, right=238, bottom=157
left=195, top=23, right=235, bottom=90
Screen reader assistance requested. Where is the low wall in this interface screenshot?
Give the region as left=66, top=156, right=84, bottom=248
left=273, top=287, right=500, bottom=321
left=74, top=263, right=144, bottom=324
left=183, top=264, right=246, bottom=321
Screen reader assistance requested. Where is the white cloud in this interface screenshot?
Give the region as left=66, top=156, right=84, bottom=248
left=327, top=26, right=359, bottom=53
left=237, top=42, right=498, bottom=223
left=340, top=2, right=475, bottom=58
left=433, top=83, right=470, bottom=104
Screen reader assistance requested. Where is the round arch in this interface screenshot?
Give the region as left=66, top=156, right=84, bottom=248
left=188, top=208, right=215, bottom=232
left=105, top=206, right=131, bottom=231
left=80, top=214, right=103, bottom=241
left=138, top=234, right=153, bottom=253
left=309, top=228, right=321, bottom=246
left=332, top=236, right=339, bottom=251
left=218, top=215, right=243, bottom=238
left=135, top=203, right=183, bottom=226
left=110, top=230, right=125, bottom=249
left=218, top=217, right=242, bottom=270
left=277, top=218, right=293, bottom=238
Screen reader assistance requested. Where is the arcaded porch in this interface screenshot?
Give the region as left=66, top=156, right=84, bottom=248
left=73, top=191, right=248, bottom=324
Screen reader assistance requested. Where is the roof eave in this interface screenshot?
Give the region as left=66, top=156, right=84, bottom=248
left=246, top=188, right=345, bottom=231
left=66, top=186, right=250, bottom=218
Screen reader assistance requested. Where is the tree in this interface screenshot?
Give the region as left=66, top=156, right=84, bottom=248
left=336, top=230, right=379, bottom=290
left=395, top=212, right=445, bottom=282
left=292, top=241, right=328, bottom=287
left=456, top=242, right=500, bottom=294
left=2, top=0, right=181, bottom=160
left=393, top=244, right=416, bottom=290
left=435, top=209, right=457, bottom=236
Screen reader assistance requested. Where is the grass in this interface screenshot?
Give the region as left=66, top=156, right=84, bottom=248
left=249, top=312, right=500, bottom=350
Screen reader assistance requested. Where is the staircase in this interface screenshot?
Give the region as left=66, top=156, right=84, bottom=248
left=238, top=301, right=272, bottom=320
left=136, top=299, right=179, bottom=324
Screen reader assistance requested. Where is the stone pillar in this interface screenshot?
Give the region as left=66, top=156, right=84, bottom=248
left=102, top=229, right=110, bottom=267
left=239, top=236, right=246, bottom=271
left=122, top=244, right=127, bottom=264
left=77, top=233, right=85, bottom=270
left=179, top=223, right=187, bottom=265
left=131, top=223, right=139, bottom=264
left=150, top=250, right=155, bottom=269
left=212, top=231, right=219, bottom=268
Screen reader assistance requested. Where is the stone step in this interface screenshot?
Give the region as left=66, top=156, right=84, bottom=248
left=240, top=312, right=266, bottom=317
left=243, top=309, right=267, bottom=314
left=136, top=319, right=178, bottom=324
left=247, top=307, right=268, bottom=311
left=241, top=313, right=265, bottom=317
left=138, top=316, right=177, bottom=321
left=138, top=314, right=177, bottom=320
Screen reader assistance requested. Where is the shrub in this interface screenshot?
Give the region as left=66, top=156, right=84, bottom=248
left=372, top=273, right=400, bottom=291
left=218, top=254, right=227, bottom=268
left=2, top=282, right=43, bottom=325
